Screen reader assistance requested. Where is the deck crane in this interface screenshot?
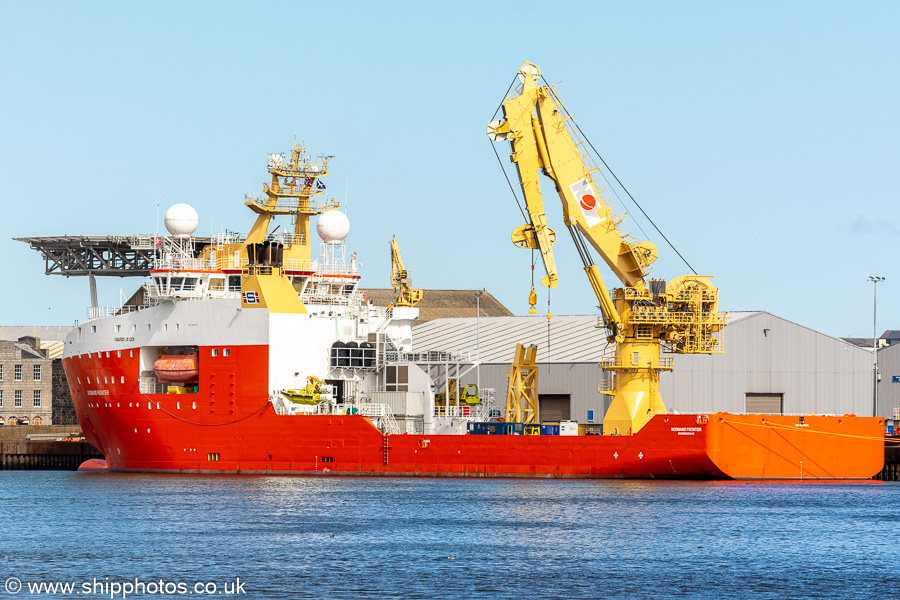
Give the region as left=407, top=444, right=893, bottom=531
left=488, top=61, right=726, bottom=436
left=390, top=235, right=423, bottom=307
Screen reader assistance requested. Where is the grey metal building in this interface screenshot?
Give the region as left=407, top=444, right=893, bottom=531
left=412, top=311, right=875, bottom=426
left=876, top=342, right=900, bottom=419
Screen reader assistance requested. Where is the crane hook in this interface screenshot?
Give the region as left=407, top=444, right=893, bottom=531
left=528, top=285, right=537, bottom=314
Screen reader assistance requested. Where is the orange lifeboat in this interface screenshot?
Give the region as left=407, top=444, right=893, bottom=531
left=153, top=352, right=200, bottom=383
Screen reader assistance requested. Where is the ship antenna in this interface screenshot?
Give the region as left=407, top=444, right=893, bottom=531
left=150, top=174, right=171, bottom=248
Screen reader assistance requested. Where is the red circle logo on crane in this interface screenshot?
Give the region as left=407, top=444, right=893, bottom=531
left=579, top=194, right=597, bottom=211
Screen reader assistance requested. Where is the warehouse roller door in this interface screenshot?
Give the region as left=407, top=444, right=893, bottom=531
left=539, top=394, right=571, bottom=422
left=745, top=393, right=783, bottom=414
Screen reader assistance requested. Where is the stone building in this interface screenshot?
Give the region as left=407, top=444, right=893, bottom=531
left=0, top=337, right=54, bottom=425
left=51, top=359, right=77, bottom=425
left=0, top=327, right=76, bottom=426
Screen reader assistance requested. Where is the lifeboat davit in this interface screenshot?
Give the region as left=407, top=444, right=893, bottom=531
left=153, top=352, right=200, bottom=383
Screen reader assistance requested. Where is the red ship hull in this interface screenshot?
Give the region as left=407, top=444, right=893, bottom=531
left=64, top=346, right=884, bottom=480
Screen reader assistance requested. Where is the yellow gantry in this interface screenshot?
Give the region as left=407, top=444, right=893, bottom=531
left=489, top=61, right=726, bottom=435
left=506, top=343, right=539, bottom=424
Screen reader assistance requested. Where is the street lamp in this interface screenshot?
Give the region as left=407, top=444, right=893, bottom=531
left=869, top=275, right=885, bottom=417
left=474, top=289, right=484, bottom=391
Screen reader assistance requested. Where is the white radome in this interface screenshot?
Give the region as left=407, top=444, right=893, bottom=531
left=164, top=203, right=199, bottom=238
left=316, top=210, right=350, bottom=244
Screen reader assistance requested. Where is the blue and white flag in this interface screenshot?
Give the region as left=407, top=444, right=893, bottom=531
left=315, top=179, right=326, bottom=191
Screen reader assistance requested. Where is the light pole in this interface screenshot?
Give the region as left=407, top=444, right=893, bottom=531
left=869, top=275, right=885, bottom=417
left=474, top=289, right=484, bottom=392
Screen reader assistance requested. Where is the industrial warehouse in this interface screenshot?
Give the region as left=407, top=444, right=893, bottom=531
left=410, top=308, right=883, bottom=426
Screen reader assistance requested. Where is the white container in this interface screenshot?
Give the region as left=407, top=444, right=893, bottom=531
left=559, top=420, right=578, bottom=436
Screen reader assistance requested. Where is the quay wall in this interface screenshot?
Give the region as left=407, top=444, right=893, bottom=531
left=0, top=425, right=101, bottom=470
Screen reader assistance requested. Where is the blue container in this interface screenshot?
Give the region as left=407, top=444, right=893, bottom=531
left=540, top=424, right=560, bottom=436
left=505, top=423, right=525, bottom=435
left=466, top=422, right=525, bottom=435
left=467, top=422, right=490, bottom=435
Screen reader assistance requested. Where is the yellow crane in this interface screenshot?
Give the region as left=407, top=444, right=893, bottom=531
left=390, top=235, right=423, bottom=307
left=488, top=61, right=726, bottom=436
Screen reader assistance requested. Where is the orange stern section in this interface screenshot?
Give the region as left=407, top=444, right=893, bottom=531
left=705, top=413, right=884, bottom=480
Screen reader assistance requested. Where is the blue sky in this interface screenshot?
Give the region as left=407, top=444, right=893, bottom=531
left=1, top=1, right=897, bottom=339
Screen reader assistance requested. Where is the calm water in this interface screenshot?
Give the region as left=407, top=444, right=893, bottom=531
left=0, top=473, right=898, bottom=599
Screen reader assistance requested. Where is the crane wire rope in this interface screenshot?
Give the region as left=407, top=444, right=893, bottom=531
left=541, top=76, right=698, bottom=275
left=490, top=142, right=528, bottom=224
left=491, top=75, right=530, bottom=224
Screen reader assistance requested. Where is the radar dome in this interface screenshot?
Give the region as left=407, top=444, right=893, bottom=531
left=316, top=210, right=350, bottom=244
left=164, top=203, right=199, bottom=238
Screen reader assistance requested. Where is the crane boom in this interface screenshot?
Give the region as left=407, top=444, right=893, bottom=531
left=489, top=61, right=726, bottom=436
left=390, top=235, right=422, bottom=307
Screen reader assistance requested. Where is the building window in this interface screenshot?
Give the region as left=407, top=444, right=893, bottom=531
left=33, top=364, right=41, bottom=381
left=0, top=390, right=3, bottom=407
left=14, top=365, right=22, bottom=381
left=0, top=364, right=3, bottom=381
left=14, top=390, right=22, bottom=408
left=33, top=390, right=41, bottom=407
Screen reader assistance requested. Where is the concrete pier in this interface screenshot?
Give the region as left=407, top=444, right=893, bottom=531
left=0, top=425, right=102, bottom=470
left=877, top=442, right=900, bottom=481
